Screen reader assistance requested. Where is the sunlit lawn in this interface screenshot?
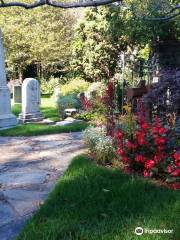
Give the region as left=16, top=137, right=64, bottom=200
left=0, top=96, right=88, bottom=136
left=12, top=96, right=59, bottom=122
left=18, top=155, right=180, bottom=240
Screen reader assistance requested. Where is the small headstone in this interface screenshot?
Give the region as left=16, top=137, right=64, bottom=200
left=19, top=78, right=43, bottom=123
left=13, top=85, right=22, bottom=104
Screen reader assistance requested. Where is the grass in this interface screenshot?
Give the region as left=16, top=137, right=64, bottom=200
left=0, top=122, right=88, bottom=136
left=18, top=155, right=180, bottom=240
left=12, top=96, right=59, bottom=121
left=0, top=96, right=88, bottom=136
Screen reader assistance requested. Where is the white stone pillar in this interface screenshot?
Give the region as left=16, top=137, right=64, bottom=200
left=0, top=30, right=17, bottom=128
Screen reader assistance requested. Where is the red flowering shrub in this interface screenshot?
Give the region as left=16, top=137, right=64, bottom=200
left=114, top=116, right=180, bottom=184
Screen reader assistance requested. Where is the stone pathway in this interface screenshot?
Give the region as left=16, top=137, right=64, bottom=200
left=0, top=132, right=85, bottom=240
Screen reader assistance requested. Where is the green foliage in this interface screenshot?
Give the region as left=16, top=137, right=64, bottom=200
left=71, top=7, right=122, bottom=82
left=40, top=77, right=60, bottom=95
left=0, top=6, right=76, bottom=79
left=85, top=82, right=105, bottom=99
left=57, top=94, right=81, bottom=110
left=61, top=78, right=89, bottom=96
left=75, top=111, right=98, bottom=122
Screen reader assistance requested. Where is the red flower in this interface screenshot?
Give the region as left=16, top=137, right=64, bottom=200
left=126, top=140, right=137, bottom=150
left=140, top=122, right=149, bottom=130
left=171, top=168, right=180, bottom=177
left=157, top=145, right=165, bottom=151
left=167, top=165, right=173, bottom=174
left=167, top=164, right=180, bottom=177
left=143, top=169, right=149, bottom=177
left=153, top=154, right=162, bottom=163
left=154, top=137, right=167, bottom=146
left=158, top=127, right=168, bottom=134
left=122, top=156, right=129, bottom=164
left=135, top=131, right=147, bottom=145
left=171, top=183, right=180, bottom=190
left=114, top=130, right=123, bottom=141
left=145, top=160, right=155, bottom=169
left=173, top=152, right=180, bottom=161
left=135, top=154, right=146, bottom=163
left=152, top=127, right=160, bottom=134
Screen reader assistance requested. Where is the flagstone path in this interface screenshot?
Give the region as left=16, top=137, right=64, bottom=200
left=0, top=132, right=85, bottom=240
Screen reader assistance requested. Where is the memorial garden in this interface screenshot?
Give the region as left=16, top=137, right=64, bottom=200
left=0, top=1, right=179, bottom=239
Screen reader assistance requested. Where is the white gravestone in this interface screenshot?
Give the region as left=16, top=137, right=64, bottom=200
left=19, top=78, right=43, bottom=123
left=0, top=30, right=17, bottom=128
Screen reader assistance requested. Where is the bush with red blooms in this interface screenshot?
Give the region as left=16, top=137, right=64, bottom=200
left=114, top=116, right=180, bottom=185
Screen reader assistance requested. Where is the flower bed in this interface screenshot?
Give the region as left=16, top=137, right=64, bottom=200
left=82, top=81, right=180, bottom=190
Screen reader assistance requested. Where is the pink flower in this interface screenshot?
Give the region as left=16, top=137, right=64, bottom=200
left=167, top=165, right=173, bottom=174
left=117, top=148, right=125, bottom=156
left=145, top=160, right=155, bottom=169
left=144, top=170, right=149, bottom=177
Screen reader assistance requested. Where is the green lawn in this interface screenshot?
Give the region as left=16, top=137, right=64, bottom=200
left=18, top=155, right=179, bottom=240
left=12, top=96, right=59, bottom=121
left=0, top=97, right=88, bottom=136
left=0, top=122, right=88, bottom=136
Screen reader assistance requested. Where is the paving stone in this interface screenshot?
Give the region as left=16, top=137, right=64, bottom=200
left=0, top=132, right=84, bottom=239
left=0, top=170, right=48, bottom=187
left=3, top=189, right=47, bottom=201
left=0, top=203, right=16, bottom=227
left=8, top=199, right=42, bottom=216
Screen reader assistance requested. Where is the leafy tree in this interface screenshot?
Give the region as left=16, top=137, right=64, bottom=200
left=72, top=1, right=179, bottom=83
left=0, top=6, right=76, bottom=80
left=71, top=6, right=123, bottom=82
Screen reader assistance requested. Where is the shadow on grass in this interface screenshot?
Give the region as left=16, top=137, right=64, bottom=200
left=18, top=156, right=180, bottom=240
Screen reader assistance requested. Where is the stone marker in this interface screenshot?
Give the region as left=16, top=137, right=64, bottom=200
left=19, top=78, right=43, bottom=123
left=13, top=85, right=22, bottom=104
left=0, top=30, right=17, bottom=128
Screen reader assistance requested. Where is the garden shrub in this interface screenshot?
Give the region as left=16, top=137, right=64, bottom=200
left=40, top=77, right=60, bottom=95
left=61, top=78, right=89, bottom=96
left=83, top=126, right=115, bottom=164
left=85, top=82, right=105, bottom=100
left=115, top=116, right=180, bottom=183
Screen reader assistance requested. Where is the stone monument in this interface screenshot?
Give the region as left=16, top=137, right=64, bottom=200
left=19, top=78, right=43, bottom=123
left=13, top=85, right=22, bottom=104
left=0, top=30, right=17, bottom=128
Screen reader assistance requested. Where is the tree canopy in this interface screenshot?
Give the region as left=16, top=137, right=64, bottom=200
left=0, top=6, right=76, bottom=79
